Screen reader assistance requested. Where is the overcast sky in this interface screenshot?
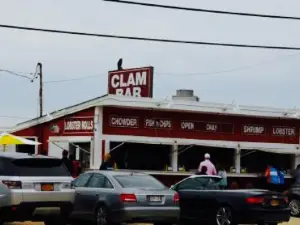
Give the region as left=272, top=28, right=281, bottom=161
left=1, top=0, right=300, bottom=128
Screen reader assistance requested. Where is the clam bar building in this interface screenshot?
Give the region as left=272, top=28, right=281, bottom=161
left=7, top=93, right=300, bottom=188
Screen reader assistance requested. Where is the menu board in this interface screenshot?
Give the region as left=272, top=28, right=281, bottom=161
left=106, top=111, right=297, bottom=140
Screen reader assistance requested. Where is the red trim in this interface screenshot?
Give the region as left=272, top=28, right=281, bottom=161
left=103, top=107, right=299, bottom=144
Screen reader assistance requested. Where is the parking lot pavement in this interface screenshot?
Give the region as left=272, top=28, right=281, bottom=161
left=280, top=217, right=299, bottom=225
left=5, top=218, right=300, bottom=225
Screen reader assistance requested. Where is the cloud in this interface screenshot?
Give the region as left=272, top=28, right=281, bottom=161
left=1, top=0, right=300, bottom=126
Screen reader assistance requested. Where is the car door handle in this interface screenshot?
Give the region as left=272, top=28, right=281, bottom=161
left=76, top=192, right=81, bottom=195
left=95, top=193, right=99, bottom=197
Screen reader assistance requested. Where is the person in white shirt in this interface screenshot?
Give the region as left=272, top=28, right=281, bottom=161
left=198, top=153, right=217, bottom=175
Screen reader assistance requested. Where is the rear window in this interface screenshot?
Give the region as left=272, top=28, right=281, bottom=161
left=114, top=174, right=166, bottom=189
left=0, top=158, right=70, bottom=177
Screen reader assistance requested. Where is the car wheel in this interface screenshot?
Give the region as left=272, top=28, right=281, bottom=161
left=215, top=206, right=235, bottom=225
left=289, top=199, right=300, bottom=216
left=96, top=205, right=109, bottom=225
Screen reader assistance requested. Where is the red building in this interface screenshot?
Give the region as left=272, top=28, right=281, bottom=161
left=5, top=66, right=300, bottom=187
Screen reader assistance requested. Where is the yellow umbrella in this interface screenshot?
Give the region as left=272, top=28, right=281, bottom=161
left=0, top=132, right=41, bottom=151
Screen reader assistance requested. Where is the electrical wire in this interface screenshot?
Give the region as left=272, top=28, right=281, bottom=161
left=0, top=66, right=39, bottom=82
left=43, top=51, right=300, bottom=84
left=0, top=69, right=33, bottom=80
left=103, top=0, right=300, bottom=21
left=158, top=51, right=300, bottom=76
left=0, top=115, right=32, bottom=119
left=44, top=74, right=103, bottom=84
left=0, top=24, right=299, bottom=50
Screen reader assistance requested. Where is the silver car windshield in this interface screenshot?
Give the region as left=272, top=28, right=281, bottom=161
left=114, top=175, right=166, bottom=189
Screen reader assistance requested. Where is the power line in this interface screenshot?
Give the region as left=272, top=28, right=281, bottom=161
left=159, top=51, right=300, bottom=76
left=0, top=24, right=299, bottom=50
left=103, top=0, right=300, bottom=21
left=0, top=115, right=32, bottom=119
left=43, top=51, right=300, bottom=84
left=44, top=74, right=103, bottom=84
left=0, top=69, right=33, bottom=80
left=0, top=66, right=40, bottom=83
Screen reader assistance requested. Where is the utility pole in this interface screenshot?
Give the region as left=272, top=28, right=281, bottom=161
left=36, top=62, right=44, bottom=154
left=37, top=62, right=43, bottom=117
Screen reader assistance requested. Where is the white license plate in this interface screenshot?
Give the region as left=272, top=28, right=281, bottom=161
left=149, top=196, right=162, bottom=202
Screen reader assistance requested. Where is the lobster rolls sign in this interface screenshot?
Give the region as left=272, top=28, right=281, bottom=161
left=108, top=67, right=154, bottom=98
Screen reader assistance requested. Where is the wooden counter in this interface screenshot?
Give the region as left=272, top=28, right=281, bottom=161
left=113, top=169, right=293, bottom=178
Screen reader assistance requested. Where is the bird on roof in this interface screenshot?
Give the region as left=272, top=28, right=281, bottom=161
left=117, top=58, right=123, bottom=70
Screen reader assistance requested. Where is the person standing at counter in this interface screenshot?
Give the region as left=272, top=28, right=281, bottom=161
left=264, top=165, right=282, bottom=191
left=99, top=153, right=114, bottom=170
left=69, top=154, right=82, bottom=178
left=196, top=166, right=208, bottom=175
left=218, top=167, right=228, bottom=189
left=61, top=150, right=72, bottom=175
left=198, top=153, right=217, bottom=175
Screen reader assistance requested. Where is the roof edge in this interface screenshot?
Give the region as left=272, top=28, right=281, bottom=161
left=10, top=94, right=300, bottom=133
left=11, top=94, right=108, bottom=133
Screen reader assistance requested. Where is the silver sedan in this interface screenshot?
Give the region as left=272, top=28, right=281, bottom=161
left=69, top=170, right=180, bottom=225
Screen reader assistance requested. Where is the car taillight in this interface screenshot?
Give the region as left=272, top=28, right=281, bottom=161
left=246, top=196, right=264, bottom=204
left=284, top=196, right=289, bottom=204
left=120, top=193, right=137, bottom=202
left=2, top=180, right=22, bottom=189
left=173, top=192, right=179, bottom=204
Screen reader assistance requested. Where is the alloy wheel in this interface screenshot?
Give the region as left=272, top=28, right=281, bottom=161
left=96, top=206, right=108, bottom=225
left=216, top=206, right=233, bottom=225
left=289, top=199, right=300, bottom=216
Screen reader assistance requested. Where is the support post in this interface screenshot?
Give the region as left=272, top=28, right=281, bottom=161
left=234, top=146, right=241, bottom=174
left=93, top=106, right=103, bottom=169
left=90, top=136, right=94, bottom=167
left=105, top=140, right=110, bottom=154
left=75, top=145, right=80, bottom=160
left=170, top=144, right=178, bottom=172
left=293, top=154, right=300, bottom=170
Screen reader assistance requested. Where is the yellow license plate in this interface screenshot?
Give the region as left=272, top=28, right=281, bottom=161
left=271, top=200, right=279, bottom=206
left=41, top=184, right=54, bottom=191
